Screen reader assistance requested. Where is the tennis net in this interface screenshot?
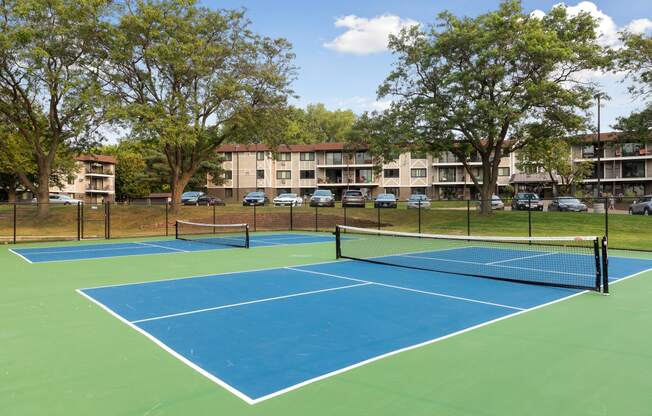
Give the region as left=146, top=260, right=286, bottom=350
left=176, top=221, right=250, bottom=248
left=335, top=226, right=607, bottom=292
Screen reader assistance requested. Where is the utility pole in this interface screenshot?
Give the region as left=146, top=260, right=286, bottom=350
left=595, top=93, right=602, bottom=197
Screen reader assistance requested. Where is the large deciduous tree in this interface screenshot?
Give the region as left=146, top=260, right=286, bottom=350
left=373, top=0, right=609, bottom=212
left=0, top=0, right=110, bottom=216
left=103, top=0, right=295, bottom=211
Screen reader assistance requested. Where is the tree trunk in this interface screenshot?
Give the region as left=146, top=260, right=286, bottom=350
left=7, top=186, right=17, bottom=203
left=36, top=170, right=51, bottom=218
left=169, top=173, right=193, bottom=215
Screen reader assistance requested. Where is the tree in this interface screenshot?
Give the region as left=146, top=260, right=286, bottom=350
left=372, top=0, right=609, bottom=213
left=102, top=0, right=295, bottom=211
left=613, top=32, right=652, bottom=140
left=516, top=138, right=593, bottom=196
left=98, top=141, right=151, bottom=201
left=0, top=0, right=110, bottom=216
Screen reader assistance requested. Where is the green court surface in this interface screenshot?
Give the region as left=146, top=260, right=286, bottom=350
left=3, top=235, right=652, bottom=416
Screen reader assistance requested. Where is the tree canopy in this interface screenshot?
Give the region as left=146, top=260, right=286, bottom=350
left=366, top=0, right=610, bottom=211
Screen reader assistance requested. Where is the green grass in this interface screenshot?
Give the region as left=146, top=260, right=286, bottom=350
left=2, top=235, right=652, bottom=415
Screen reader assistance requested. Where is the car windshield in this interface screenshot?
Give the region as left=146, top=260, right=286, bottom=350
left=313, top=190, right=331, bottom=196
left=517, top=193, right=539, bottom=200
left=377, top=194, right=395, bottom=200
left=559, top=197, right=581, bottom=204
left=182, top=192, right=201, bottom=197
left=492, top=195, right=501, bottom=201
left=345, top=191, right=362, bottom=197
left=246, top=192, right=264, bottom=197
left=278, top=194, right=296, bottom=198
left=409, top=194, right=427, bottom=200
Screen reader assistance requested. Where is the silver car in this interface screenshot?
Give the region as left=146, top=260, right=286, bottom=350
left=407, top=194, right=431, bottom=209
left=629, top=195, right=652, bottom=215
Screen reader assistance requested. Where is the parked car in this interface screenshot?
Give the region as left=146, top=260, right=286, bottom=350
left=374, top=193, right=398, bottom=208
left=511, top=192, right=544, bottom=211
left=477, top=194, right=504, bottom=211
left=242, top=192, right=268, bottom=206
left=342, top=190, right=366, bottom=208
left=180, top=191, right=205, bottom=204
left=548, top=196, right=588, bottom=212
left=194, top=196, right=225, bottom=206
left=407, top=194, right=431, bottom=209
left=309, top=189, right=335, bottom=207
left=629, top=195, right=652, bottom=215
left=273, top=193, right=303, bottom=207
left=31, top=194, right=83, bottom=205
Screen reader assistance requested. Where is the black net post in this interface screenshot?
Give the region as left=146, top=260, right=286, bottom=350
left=77, top=202, right=81, bottom=241
left=335, top=225, right=341, bottom=258
left=602, top=237, right=609, bottom=294
left=593, top=238, right=602, bottom=292
left=245, top=225, right=250, bottom=248
left=13, top=203, right=17, bottom=244
left=174, top=220, right=178, bottom=239
left=467, top=200, right=471, bottom=236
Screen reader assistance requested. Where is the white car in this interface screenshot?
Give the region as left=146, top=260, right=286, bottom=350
left=31, top=194, right=84, bottom=205
left=407, top=194, right=431, bottom=209
left=273, top=193, right=303, bottom=207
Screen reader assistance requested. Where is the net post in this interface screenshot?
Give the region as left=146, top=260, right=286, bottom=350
left=245, top=224, right=250, bottom=248
left=335, top=225, right=341, bottom=258
left=593, top=237, right=602, bottom=292
left=77, top=202, right=81, bottom=241
left=175, top=220, right=178, bottom=239
left=13, top=203, right=17, bottom=244
left=601, top=237, right=609, bottom=294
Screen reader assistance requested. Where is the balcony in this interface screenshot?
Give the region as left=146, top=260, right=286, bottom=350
left=85, top=167, right=114, bottom=177
left=86, top=184, right=113, bottom=193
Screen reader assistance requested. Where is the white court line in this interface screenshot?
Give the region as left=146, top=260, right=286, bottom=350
left=486, top=252, right=557, bottom=265
left=131, top=282, right=371, bottom=324
left=135, top=241, right=188, bottom=253
left=11, top=244, right=150, bottom=255
left=286, top=267, right=524, bottom=311
left=8, top=248, right=33, bottom=264
left=400, top=254, right=595, bottom=278
left=76, top=259, right=652, bottom=405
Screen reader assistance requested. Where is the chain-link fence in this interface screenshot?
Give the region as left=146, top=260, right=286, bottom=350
left=2, top=196, right=651, bottom=251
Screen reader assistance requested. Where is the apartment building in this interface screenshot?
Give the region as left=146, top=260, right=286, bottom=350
left=207, top=144, right=513, bottom=201
left=50, top=155, right=117, bottom=203
left=571, top=133, right=652, bottom=196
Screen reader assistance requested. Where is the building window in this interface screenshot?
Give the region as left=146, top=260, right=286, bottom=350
left=622, top=161, right=645, bottom=178
left=411, top=168, right=427, bottom=178
left=498, top=167, right=510, bottom=176
left=384, top=169, right=399, bottom=178
left=256, top=170, right=264, bottom=179
left=581, top=145, right=603, bottom=159
left=355, top=151, right=372, bottom=164
left=300, top=152, right=315, bottom=161
left=223, top=170, right=232, bottom=180
left=384, top=187, right=400, bottom=196
left=325, top=152, right=342, bottom=165
left=221, top=152, right=232, bottom=161
left=439, top=167, right=456, bottom=182
left=256, top=151, right=265, bottom=161
left=356, top=169, right=373, bottom=183
left=622, top=143, right=642, bottom=157
left=276, top=152, right=291, bottom=161
left=276, top=170, right=291, bottom=180
left=300, top=170, right=315, bottom=179
left=225, top=188, right=233, bottom=198
left=67, top=175, right=75, bottom=185
left=411, top=151, right=427, bottom=160
left=471, top=167, right=483, bottom=181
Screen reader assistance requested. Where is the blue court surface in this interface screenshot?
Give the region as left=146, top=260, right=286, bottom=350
left=11, top=233, right=337, bottom=263
left=78, top=247, right=652, bottom=404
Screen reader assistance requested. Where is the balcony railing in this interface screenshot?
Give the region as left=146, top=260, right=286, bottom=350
left=85, top=168, right=114, bottom=175
left=86, top=185, right=112, bottom=192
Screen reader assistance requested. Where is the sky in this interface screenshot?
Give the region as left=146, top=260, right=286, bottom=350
left=202, top=0, right=652, bottom=132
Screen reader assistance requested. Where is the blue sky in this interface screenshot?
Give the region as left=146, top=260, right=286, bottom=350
left=202, top=0, right=652, bottom=132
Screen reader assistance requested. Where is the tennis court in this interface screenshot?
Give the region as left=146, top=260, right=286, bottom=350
left=11, top=232, right=338, bottom=263
left=5, top=223, right=652, bottom=416
left=77, top=228, right=652, bottom=403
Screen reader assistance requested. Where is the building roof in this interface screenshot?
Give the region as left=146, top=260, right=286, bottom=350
left=75, top=154, right=117, bottom=164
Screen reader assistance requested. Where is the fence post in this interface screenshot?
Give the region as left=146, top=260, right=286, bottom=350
left=467, top=200, right=471, bottom=236
left=289, top=203, right=293, bottom=231
left=13, top=203, right=17, bottom=244
left=77, top=202, right=81, bottom=241
left=104, top=202, right=108, bottom=239
left=106, top=201, right=111, bottom=240
left=165, top=202, right=169, bottom=237
left=212, top=203, right=216, bottom=230
left=377, top=207, right=380, bottom=230
left=418, top=200, right=422, bottom=234
left=81, top=202, right=85, bottom=239
left=343, top=205, right=347, bottom=226
left=253, top=204, right=257, bottom=232
left=528, top=196, right=532, bottom=239
left=604, top=197, right=609, bottom=241
left=314, top=206, right=318, bottom=232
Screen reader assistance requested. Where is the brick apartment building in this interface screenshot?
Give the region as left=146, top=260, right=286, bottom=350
left=50, top=155, right=117, bottom=203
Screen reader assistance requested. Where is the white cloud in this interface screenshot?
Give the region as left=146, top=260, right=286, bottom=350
left=332, top=96, right=392, bottom=113
left=625, top=19, right=652, bottom=34
left=324, top=14, right=419, bottom=55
